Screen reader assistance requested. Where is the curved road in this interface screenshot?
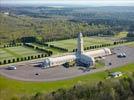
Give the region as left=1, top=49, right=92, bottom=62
left=0, top=46, right=133, bottom=82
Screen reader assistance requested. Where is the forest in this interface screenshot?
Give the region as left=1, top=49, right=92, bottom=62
left=45, top=75, right=134, bottom=100
left=0, top=6, right=134, bottom=43
left=16, top=73, right=134, bottom=100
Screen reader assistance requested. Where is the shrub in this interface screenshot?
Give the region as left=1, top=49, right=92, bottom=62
left=24, top=57, right=27, bottom=60
left=38, top=55, right=41, bottom=58
left=33, top=92, right=44, bottom=100
left=35, top=56, right=37, bottom=59
left=8, top=60, right=11, bottom=63
left=28, top=56, right=30, bottom=60
left=3, top=60, right=6, bottom=64
left=41, top=54, right=44, bottom=57
left=31, top=56, right=33, bottom=59
left=12, top=59, right=15, bottom=63
left=21, top=58, right=23, bottom=61
left=17, top=58, right=19, bottom=62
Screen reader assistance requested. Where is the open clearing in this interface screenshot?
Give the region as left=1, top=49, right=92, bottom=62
left=0, top=46, right=45, bottom=62
left=47, top=37, right=115, bottom=51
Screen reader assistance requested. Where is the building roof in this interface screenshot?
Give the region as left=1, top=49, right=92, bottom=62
left=43, top=32, right=112, bottom=67
left=110, top=72, right=122, bottom=76
left=47, top=54, right=77, bottom=63
left=84, top=48, right=111, bottom=57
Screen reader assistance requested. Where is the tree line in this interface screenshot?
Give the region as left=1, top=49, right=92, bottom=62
left=16, top=72, right=134, bottom=100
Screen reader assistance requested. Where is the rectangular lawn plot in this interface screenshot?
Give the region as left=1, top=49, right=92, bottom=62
left=83, top=37, right=112, bottom=46
left=0, top=48, right=15, bottom=60
left=5, top=46, right=43, bottom=56
left=0, top=46, right=45, bottom=62
left=31, top=43, right=66, bottom=54
left=47, top=38, right=77, bottom=51
left=47, top=37, right=113, bottom=51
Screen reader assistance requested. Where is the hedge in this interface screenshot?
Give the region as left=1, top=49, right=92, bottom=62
left=0, top=53, right=48, bottom=65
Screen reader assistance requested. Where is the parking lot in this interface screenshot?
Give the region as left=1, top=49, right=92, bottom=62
left=0, top=46, right=133, bottom=82
left=105, top=46, right=134, bottom=68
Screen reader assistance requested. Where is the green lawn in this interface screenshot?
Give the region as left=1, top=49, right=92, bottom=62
left=0, top=48, right=14, bottom=60
left=0, top=46, right=45, bottom=62
left=127, top=42, right=134, bottom=47
left=30, top=43, right=66, bottom=54
left=95, top=60, right=105, bottom=68
left=47, top=37, right=113, bottom=51
left=0, top=63, right=133, bottom=100
left=114, top=31, right=128, bottom=38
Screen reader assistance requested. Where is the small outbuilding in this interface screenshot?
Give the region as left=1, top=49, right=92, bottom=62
left=110, top=72, right=123, bottom=78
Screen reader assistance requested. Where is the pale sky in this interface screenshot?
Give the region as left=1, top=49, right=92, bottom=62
left=1, top=0, right=134, bottom=6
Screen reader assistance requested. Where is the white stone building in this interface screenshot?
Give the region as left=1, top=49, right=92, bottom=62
left=43, top=33, right=111, bottom=68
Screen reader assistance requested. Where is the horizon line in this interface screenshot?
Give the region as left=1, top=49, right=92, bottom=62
left=1, top=1, right=134, bottom=6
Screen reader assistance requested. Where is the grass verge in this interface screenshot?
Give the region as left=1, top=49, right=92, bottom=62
left=0, top=63, right=134, bottom=99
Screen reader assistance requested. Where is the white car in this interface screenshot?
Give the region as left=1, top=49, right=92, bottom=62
left=117, top=53, right=126, bottom=58
left=122, top=53, right=126, bottom=57
left=7, top=65, right=16, bottom=70
left=117, top=53, right=123, bottom=58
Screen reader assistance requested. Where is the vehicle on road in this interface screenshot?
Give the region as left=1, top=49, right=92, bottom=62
left=7, top=65, right=16, bottom=70
left=117, top=53, right=126, bottom=58
left=109, top=62, right=112, bottom=65
left=122, top=53, right=126, bottom=57
left=35, top=73, right=40, bottom=75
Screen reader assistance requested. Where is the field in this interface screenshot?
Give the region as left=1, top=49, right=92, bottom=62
left=0, top=46, right=45, bottom=62
left=0, top=63, right=134, bottom=100
left=47, top=37, right=114, bottom=51
left=127, top=42, right=134, bottom=47
left=30, top=43, right=66, bottom=54
left=114, top=31, right=128, bottom=38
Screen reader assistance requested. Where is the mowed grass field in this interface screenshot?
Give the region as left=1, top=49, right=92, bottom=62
left=30, top=43, right=66, bottom=54
left=47, top=37, right=113, bottom=51
left=0, top=63, right=133, bottom=100
left=114, top=31, right=128, bottom=38
left=0, top=46, right=44, bottom=62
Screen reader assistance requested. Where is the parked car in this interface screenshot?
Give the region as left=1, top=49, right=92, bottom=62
left=117, top=53, right=123, bottom=58
left=122, top=53, right=126, bottom=57
left=7, top=65, right=16, bottom=70
left=109, top=62, right=112, bottom=65
left=117, top=53, right=126, bottom=58
left=35, top=73, right=40, bottom=75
